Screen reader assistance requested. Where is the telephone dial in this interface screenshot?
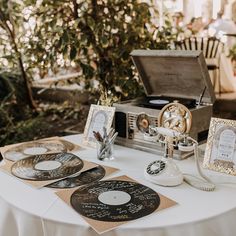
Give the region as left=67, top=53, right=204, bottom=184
left=143, top=101, right=215, bottom=191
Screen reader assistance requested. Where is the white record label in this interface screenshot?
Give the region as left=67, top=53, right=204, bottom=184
left=34, top=160, right=62, bottom=171
left=98, top=190, right=131, bottom=205
left=5, top=151, right=25, bottom=161
left=23, top=147, right=48, bottom=155
left=149, top=99, right=169, bottom=105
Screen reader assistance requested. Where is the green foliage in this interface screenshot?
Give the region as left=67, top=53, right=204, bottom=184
left=0, top=102, right=85, bottom=146
left=1, top=1, right=177, bottom=101
left=0, top=118, right=41, bottom=146
left=0, top=70, right=36, bottom=145
left=0, top=0, right=37, bottom=109
left=0, top=71, right=32, bottom=128
left=0, top=0, right=25, bottom=69
left=27, top=0, right=174, bottom=100
left=0, top=0, right=177, bottom=145
left=228, top=44, right=236, bottom=61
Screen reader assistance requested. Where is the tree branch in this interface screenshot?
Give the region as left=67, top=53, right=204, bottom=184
left=72, top=0, right=79, bottom=20
left=0, top=8, right=37, bottom=109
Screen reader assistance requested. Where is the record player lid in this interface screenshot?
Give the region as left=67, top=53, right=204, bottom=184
left=130, top=50, right=215, bottom=104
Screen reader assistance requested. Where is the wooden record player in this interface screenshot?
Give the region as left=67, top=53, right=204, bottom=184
left=113, top=50, right=216, bottom=159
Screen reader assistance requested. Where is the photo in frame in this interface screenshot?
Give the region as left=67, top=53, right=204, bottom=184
left=203, top=117, right=236, bottom=175
left=83, top=104, right=115, bottom=147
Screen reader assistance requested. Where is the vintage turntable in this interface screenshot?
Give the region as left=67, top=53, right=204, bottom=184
left=114, top=50, right=216, bottom=159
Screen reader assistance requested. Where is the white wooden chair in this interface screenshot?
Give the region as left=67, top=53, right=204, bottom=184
left=175, top=37, right=224, bottom=93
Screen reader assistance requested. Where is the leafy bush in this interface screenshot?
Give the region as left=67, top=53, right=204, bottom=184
left=0, top=0, right=176, bottom=145
left=1, top=1, right=176, bottom=102
left=0, top=0, right=36, bottom=108
left=0, top=71, right=35, bottom=145
left=0, top=71, right=34, bottom=125
left=228, top=44, right=236, bottom=61
left=27, top=0, right=174, bottom=100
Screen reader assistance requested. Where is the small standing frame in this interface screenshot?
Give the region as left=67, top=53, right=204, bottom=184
left=203, top=117, right=236, bottom=175
left=83, top=104, right=115, bottom=147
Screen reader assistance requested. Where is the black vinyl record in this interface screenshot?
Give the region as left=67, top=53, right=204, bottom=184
left=11, top=153, right=84, bottom=181
left=48, top=165, right=106, bottom=188
left=137, top=96, right=196, bottom=109
left=70, top=180, right=160, bottom=222
left=4, top=140, right=75, bottom=162
left=59, top=140, right=76, bottom=151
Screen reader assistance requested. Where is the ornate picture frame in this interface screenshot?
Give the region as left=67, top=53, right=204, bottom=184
left=203, top=118, right=236, bottom=176
left=83, top=104, right=115, bottom=147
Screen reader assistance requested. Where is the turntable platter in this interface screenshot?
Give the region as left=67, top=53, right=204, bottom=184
left=136, top=96, right=196, bottom=109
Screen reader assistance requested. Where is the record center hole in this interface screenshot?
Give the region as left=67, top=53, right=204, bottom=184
left=98, top=190, right=131, bottom=205
left=34, top=160, right=62, bottom=171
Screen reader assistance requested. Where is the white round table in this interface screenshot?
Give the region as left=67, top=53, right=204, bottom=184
left=1, top=134, right=236, bottom=236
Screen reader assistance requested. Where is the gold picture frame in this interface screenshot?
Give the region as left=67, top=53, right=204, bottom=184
left=83, top=104, right=115, bottom=147
left=203, top=117, right=236, bottom=175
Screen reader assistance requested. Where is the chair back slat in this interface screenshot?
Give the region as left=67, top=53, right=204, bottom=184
left=174, top=36, right=224, bottom=59
left=209, top=38, right=216, bottom=58
left=174, top=36, right=224, bottom=94
left=194, top=37, right=198, bottom=50
left=183, top=40, right=187, bottom=50
left=201, top=37, right=204, bottom=51
left=188, top=38, right=192, bottom=50
left=205, top=38, right=210, bottom=58
left=213, top=40, right=224, bottom=58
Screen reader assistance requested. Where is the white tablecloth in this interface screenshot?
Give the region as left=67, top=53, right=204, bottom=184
left=1, top=134, right=236, bottom=236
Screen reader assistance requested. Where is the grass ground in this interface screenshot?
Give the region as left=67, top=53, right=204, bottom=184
left=0, top=102, right=89, bottom=146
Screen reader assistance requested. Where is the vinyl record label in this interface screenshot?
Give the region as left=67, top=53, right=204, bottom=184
left=70, top=180, right=160, bottom=222
left=149, top=99, right=169, bottom=105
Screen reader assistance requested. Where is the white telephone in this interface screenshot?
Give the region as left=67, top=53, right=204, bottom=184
left=143, top=102, right=215, bottom=191
left=144, top=127, right=184, bottom=187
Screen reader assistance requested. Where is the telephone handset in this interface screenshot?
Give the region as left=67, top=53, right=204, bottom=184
left=143, top=101, right=215, bottom=191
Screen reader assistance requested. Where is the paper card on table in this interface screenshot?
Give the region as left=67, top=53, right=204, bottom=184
left=102, top=165, right=119, bottom=179
left=0, top=137, right=81, bottom=162
left=47, top=164, right=119, bottom=190
left=0, top=158, right=97, bottom=189
left=203, top=117, right=236, bottom=175
left=56, top=175, right=177, bottom=234
left=82, top=104, right=116, bottom=147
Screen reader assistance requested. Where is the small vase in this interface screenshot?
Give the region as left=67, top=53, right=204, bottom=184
left=96, top=141, right=114, bottom=161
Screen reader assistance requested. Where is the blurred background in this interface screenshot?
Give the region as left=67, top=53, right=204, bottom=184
left=0, top=0, right=236, bottom=145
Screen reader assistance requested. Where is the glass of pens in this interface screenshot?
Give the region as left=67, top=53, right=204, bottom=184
left=93, top=127, right=118, bottom=161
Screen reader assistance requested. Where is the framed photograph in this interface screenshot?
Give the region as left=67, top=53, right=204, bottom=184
left=203, top=117, right=236, bottom=176
left=83, top=104, right=115, bottom=147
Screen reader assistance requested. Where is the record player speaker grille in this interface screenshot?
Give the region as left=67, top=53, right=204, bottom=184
left=128, top=113, right=137, bottom=130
